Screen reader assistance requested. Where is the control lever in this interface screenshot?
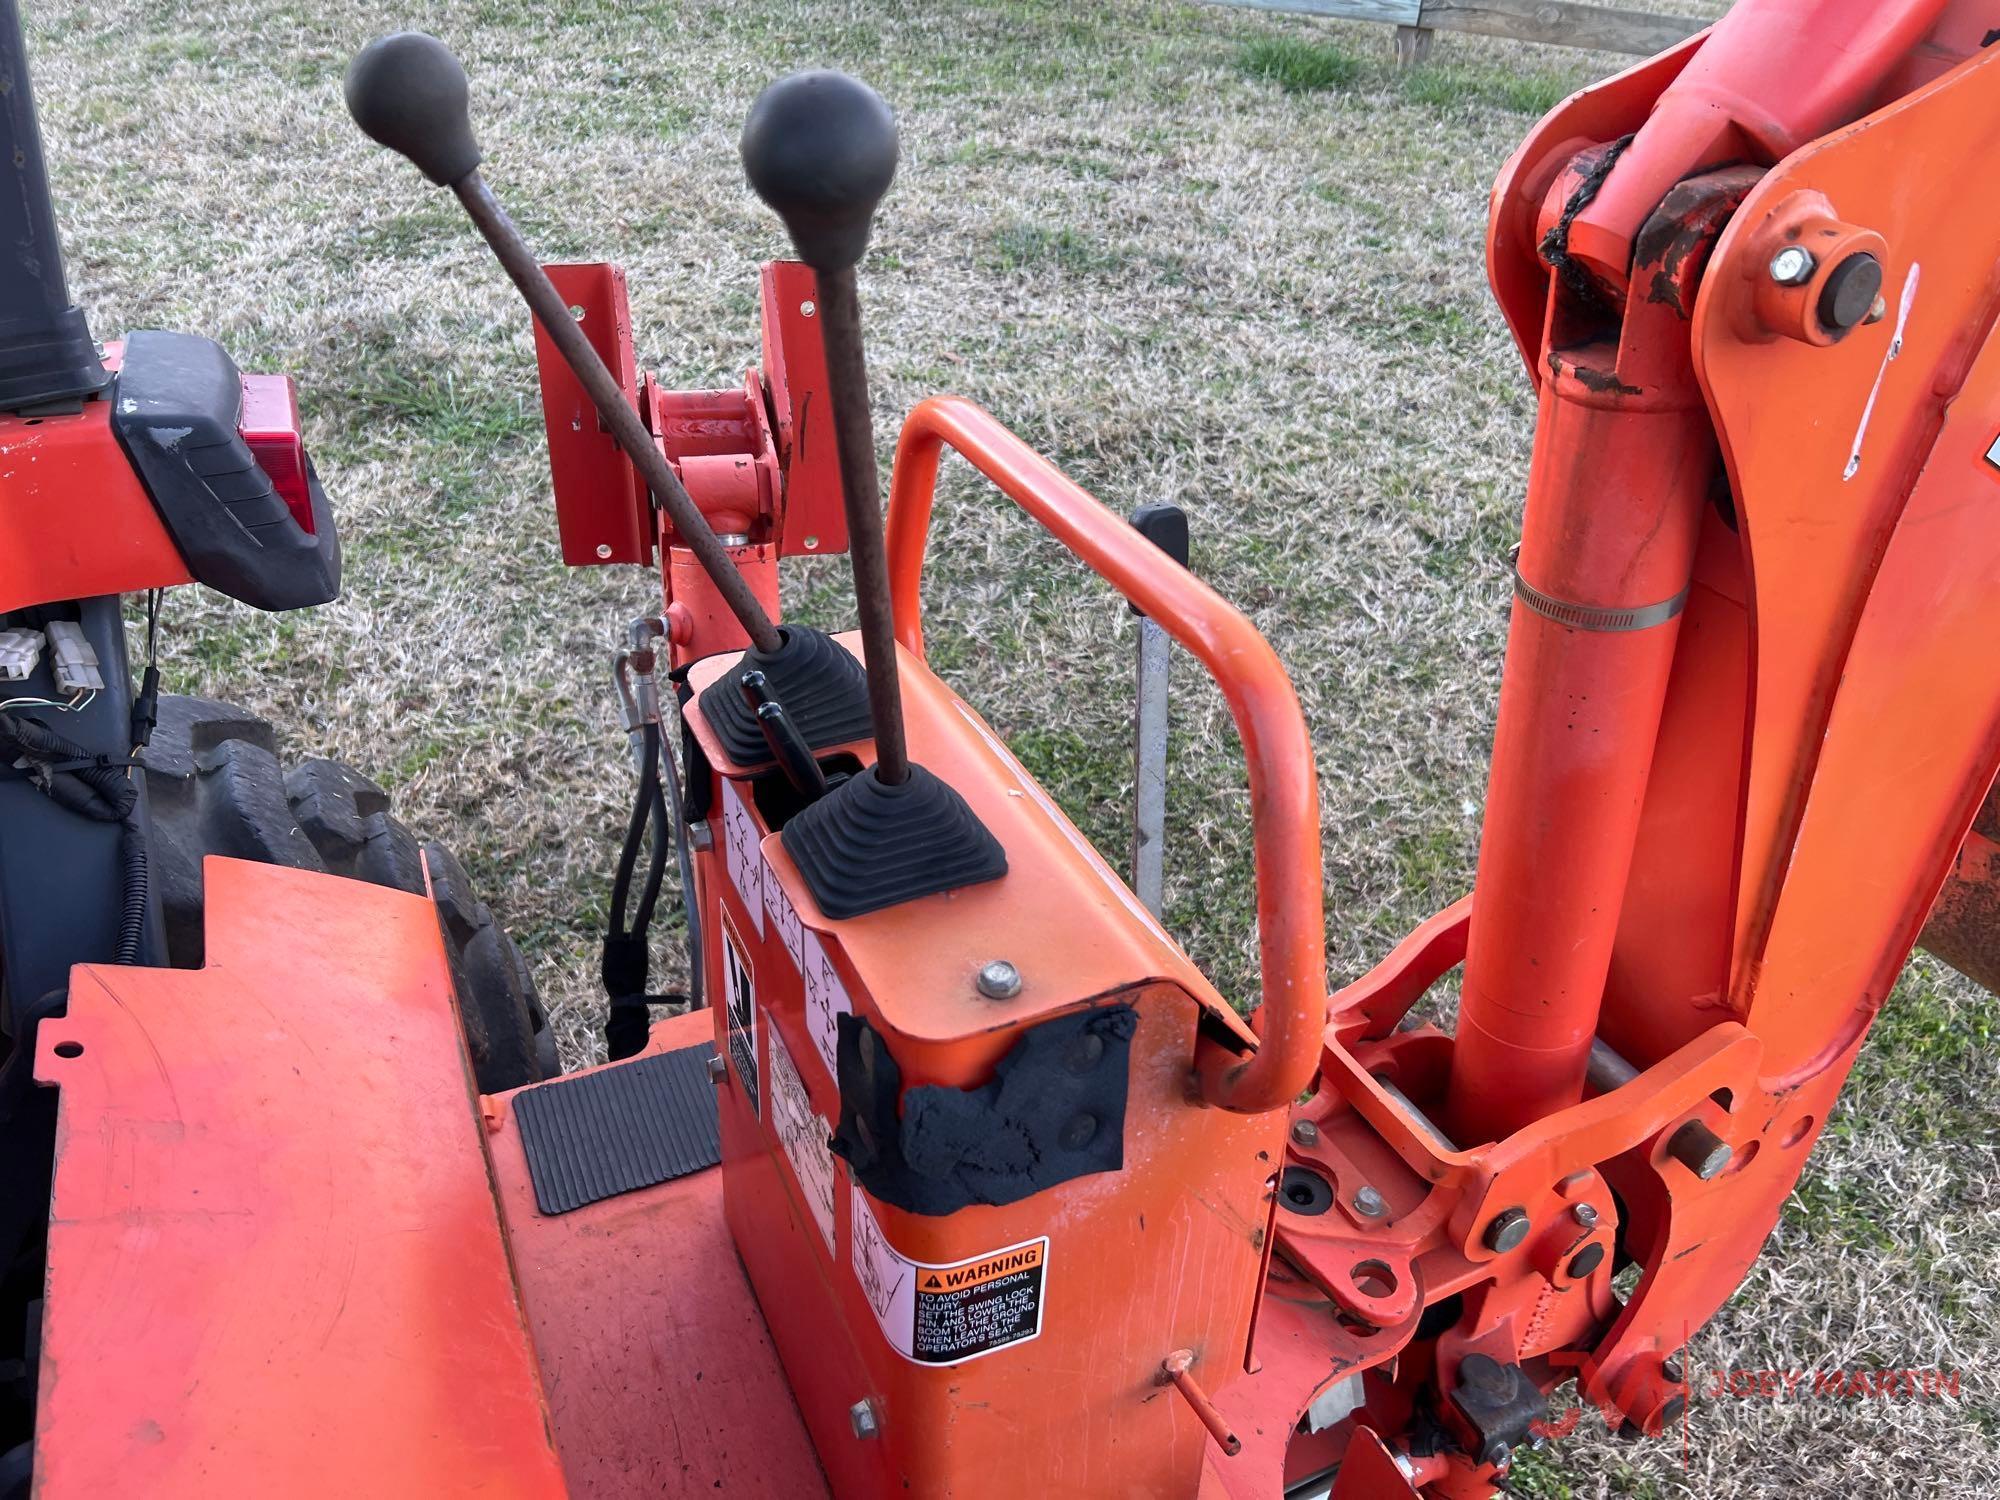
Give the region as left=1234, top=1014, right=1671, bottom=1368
left=342, top=32, right=782, bottom=656
left=738, top=670, right=830, bottom=801
left=739, top=72, right=1006, bottom=919
left=740, top=70, right=908, bottom=781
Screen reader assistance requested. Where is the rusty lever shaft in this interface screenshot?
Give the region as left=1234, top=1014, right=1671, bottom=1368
left=1159, top=1349, right=1242, bottom=1457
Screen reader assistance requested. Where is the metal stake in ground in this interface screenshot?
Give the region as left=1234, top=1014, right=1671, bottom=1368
left=1127, top=502, right=1190, bottom=920
left=342, top=31, right=782, bottom=657
left=739, top=70, right=909, bottom=784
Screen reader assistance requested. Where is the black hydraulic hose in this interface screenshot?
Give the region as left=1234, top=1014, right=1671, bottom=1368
left=602, top=720, right=687, bottom=1059
left=655, top=691, right=703, bottom=1013
left=607, top=720, right=661, bottom=932
left=602, top=698, right=708, bottom=1056
left=631, top=766, right=670, bottom=939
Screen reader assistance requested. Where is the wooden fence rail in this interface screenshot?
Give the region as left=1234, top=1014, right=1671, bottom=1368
left=1209, top=0, right=1709, bottom=60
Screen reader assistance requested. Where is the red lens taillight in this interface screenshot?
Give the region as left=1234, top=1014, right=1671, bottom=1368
left=238, top=373, right=314, bottom=534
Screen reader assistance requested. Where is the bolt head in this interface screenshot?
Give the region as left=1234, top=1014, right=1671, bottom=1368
left=848, top=1398, right=879, bottom=1439
left=1572, top=1202, right=1600, bottom=1228
left=1352, top=1185, right=1387, bottom=1219
left=1769, top=245, right=1816, bottom=286
left=1484, top=1207, right=1531, bottom=1253
left=1290, top=1118, right=1319, bottom=1147
left=1059, top=1112, right=1099, bottom=1150
left=1818, top=251, right=1884, bottom=334
left=1566, top=1242, right=1606, bottom=1279
left=1065, top=1031, right=1105, bottom=1074
left=975, top=959, right=1022, bottom=1000
left=706, top=1054, right=726, bottom=1084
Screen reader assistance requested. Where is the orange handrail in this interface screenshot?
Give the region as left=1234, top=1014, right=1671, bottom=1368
left=884, top=395, right=1326, bottom=1113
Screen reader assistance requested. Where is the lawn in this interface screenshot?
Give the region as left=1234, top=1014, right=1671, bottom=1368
left=27, top=0, right=1996, bottom=1492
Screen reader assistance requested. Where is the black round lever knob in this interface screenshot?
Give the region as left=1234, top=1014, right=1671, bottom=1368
left=740, top=70, right=898, bottom=271
left=345, top=32, right=483, bottom=188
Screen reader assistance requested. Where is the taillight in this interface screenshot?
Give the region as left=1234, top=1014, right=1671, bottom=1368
left=238, top=373, right=314, bottom=533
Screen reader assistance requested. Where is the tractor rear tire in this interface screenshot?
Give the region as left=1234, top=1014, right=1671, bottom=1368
left=142, top=695, right=557, bottom=1092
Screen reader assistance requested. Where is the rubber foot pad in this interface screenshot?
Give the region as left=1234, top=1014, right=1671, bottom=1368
left=513, top=1041, right=721, bottom=1215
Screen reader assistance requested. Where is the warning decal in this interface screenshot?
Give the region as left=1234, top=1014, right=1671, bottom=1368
left=768, top=1022, right=835, bottom=1252
left=851, top=1187, right=1047, bottom=1365
left=722, top=916, right=759, bottom=1118
left=720, top=779, right=765, bottom=938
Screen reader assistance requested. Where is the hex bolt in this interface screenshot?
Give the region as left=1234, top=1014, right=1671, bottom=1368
left=849, top=1398, right=880, bottom=1439
left=1572, top=1202, right=1600, bottom=1228
left=1484, top=1207, right=1531, bottom=1253
left=1769, top=245, right=1816, bottom=286
left=1662, top=1358, right=1686, bottom=1386
left=1667, top=1120, right=1733, bottom=1180
left=706, top=1054, right=726, bottom=1084
left=1291, top=1118, right=1320, bottom=1148
left=1353, top=1185, right=1387, bottom=1219
left=975, top=959, right=1022, bottom=1000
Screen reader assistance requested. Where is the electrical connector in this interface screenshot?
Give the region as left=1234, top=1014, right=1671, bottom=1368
left=45, top=620, right=105, bottom=694
left=0, top=628, right=44, bottom=682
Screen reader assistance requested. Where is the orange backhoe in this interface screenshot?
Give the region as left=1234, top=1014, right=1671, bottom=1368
left=3, top=0, right=1998, bottom=1494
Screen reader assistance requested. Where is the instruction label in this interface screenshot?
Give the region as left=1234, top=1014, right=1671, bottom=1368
left=768, top=1021, right=835, bottom=1252
left=763, top=856, right=804, bottom=967
left=800, top=928, right=853, bottom=1083
left=850, top=1187, right=1048, bottom=1365
left=720, top=778, right=765, bottom=937
left=721, top=916, right=759, bottom=1118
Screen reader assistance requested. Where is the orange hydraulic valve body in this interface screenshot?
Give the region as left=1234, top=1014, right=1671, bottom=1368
left=681, top=635, right=1284, bottom=1500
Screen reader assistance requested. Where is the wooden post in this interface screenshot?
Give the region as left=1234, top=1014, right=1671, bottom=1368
left=1412, top=0, right=1701, bottom=55
left=1204, top=0, right=1704, bottom=58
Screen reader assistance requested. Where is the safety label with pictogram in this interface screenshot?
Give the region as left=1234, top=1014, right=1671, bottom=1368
left=850, top=1187, right=1048, bottom=1365
left=768, top=1020, right=834, bottom=1252
left=763, top=854, right=804, bottom=966
left=721, top=915, right=759, bottom=1118
left=720, top=778, right=765, bottom=938
left=761, top=853, right=851, bottom=1084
